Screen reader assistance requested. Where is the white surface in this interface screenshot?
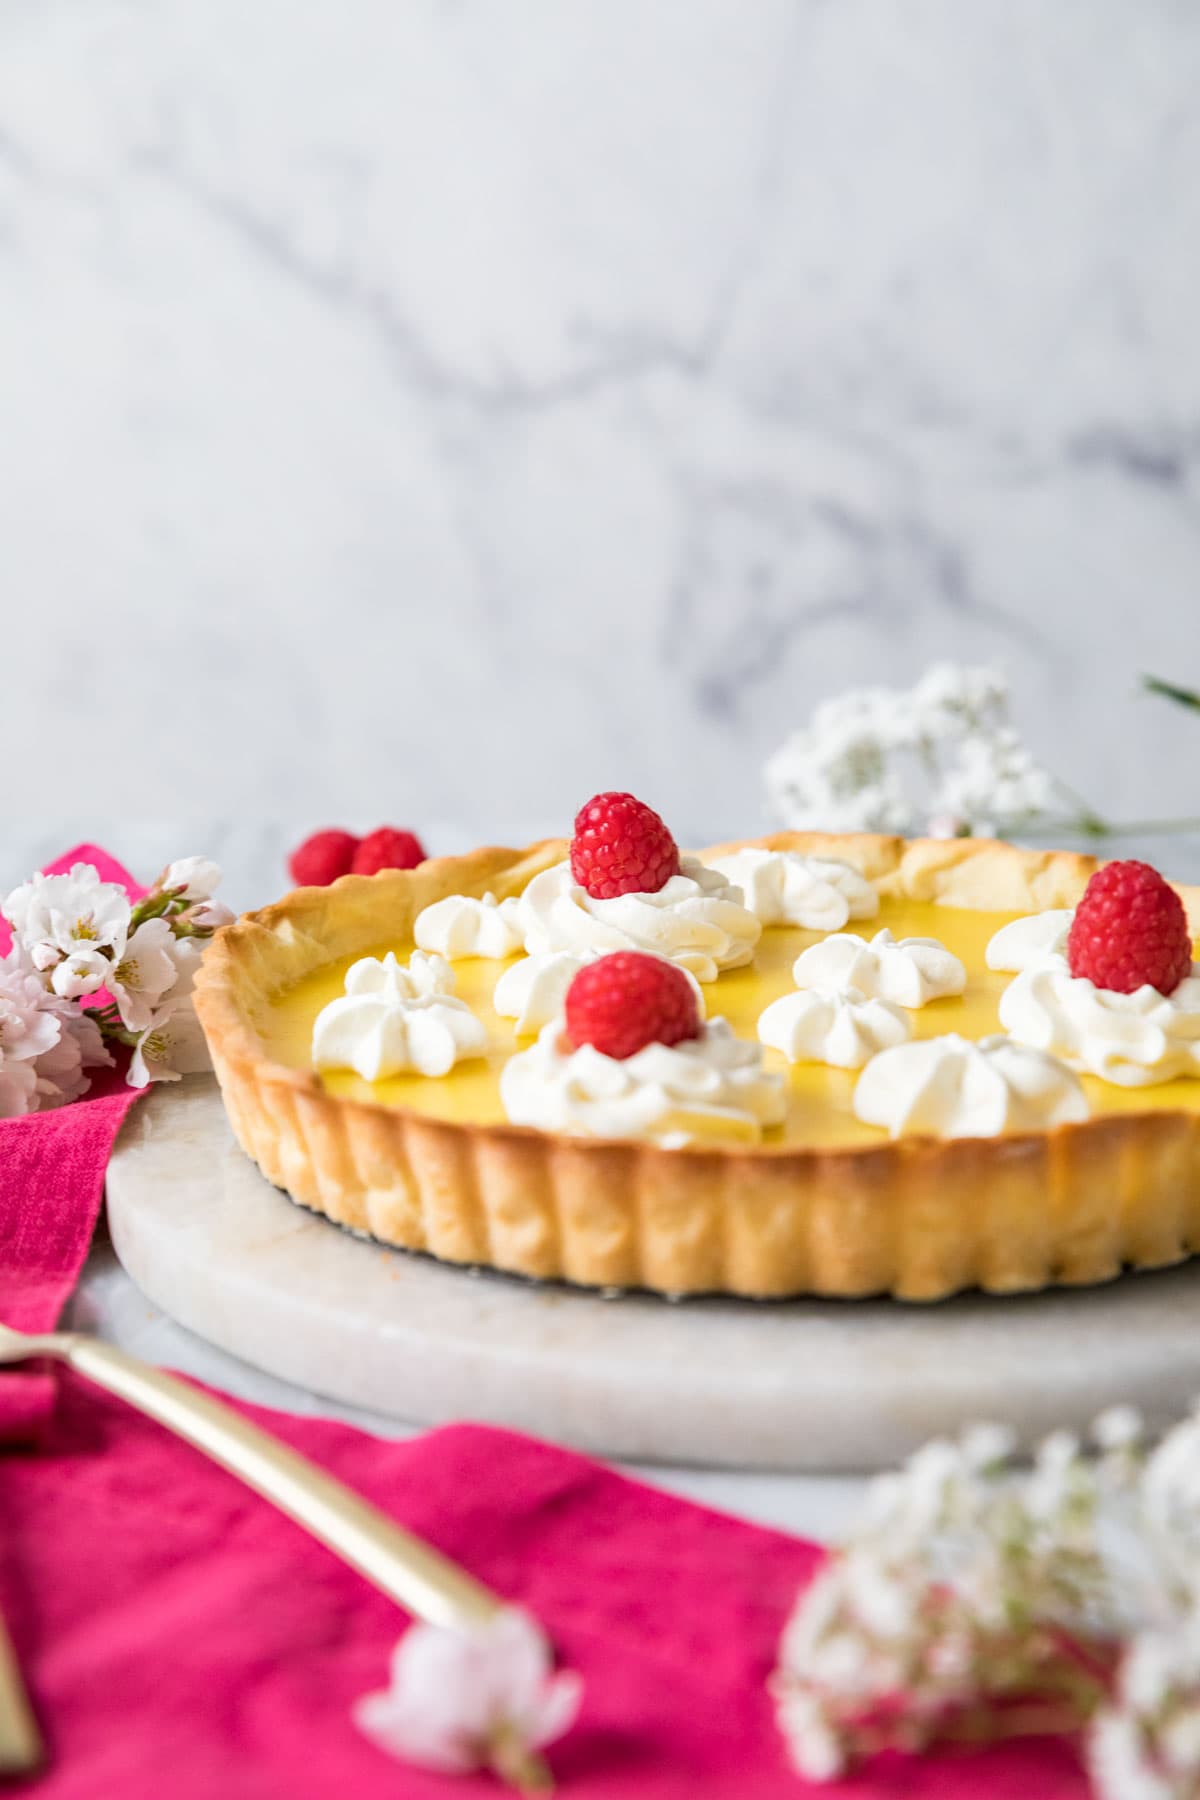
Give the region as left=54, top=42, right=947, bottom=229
left=108, top=1075, right=1200, bottom=1484
left=1, top=4, right=1199, bottom=837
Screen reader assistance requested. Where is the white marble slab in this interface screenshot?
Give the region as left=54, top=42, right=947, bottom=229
left=1, top=4, right=1198, bottom=836
left=108, top=1075, right=1200, bottom=1474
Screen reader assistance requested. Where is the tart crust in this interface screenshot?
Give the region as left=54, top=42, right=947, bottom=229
left=193, top=834, right=1200, bottom=1302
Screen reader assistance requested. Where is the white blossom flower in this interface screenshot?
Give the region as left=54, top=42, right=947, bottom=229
left=109, top=918, right=181, bottom=1032
left=4, top=863, right=131, bottom=975
left=49, top=945, right=112, bottom=999
left=159, top=857, right=222, bottom=901
left=354, top=1609, right=581, bottom=1782
left=0, top=1058, right=37, bottom=1118
left=128, top=1001, right=211, bottom=1087
left=163, top=933, right=204, bottom=1001
left=0, top=960, right=63, bottom=1064
left=185, top=898, right=235, bottom=931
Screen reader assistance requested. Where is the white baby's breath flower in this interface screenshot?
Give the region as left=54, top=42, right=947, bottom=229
left=128, top=1001, right=210, bottom=1087
left=4, top=864, right=131, bottom=975
left=354, top=1609, right=581, bottom=1784
left=960, top=1422, right=1017, bottom=1472
left=775, top=1687, right=846, bottom=1781
left=1090, top=1707, right=1175, bottom=1800
left=159, top=857, right=222, bottom=901
left=109, top=917, right=181, bottom=1032
left=766, top=663, right=1064, bottom=838
left=1095, top=1407, right=1146, bottom=1454
left=1091, top=1621, right=1200, bottom=1799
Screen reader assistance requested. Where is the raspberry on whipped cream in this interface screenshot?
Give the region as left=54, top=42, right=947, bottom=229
left=569, top=792, right=680, bottom=899
left=518, top=857, right=760, bottom=982
left=999, top=954, right=1200, bottom=1086
left=1066, top=860, right=1193, bottom=997
left=312, top=951, right=485, bottom=1081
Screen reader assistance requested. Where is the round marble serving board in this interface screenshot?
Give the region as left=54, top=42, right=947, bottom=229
left=107, top=1076, right=1200, bottom=1472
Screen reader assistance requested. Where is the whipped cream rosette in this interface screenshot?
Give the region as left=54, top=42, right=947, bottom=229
left=500, top=1016, right=784, bottom=1144
left=518, top=856, right=760, bottom=982
left=854, top=1032, right=1088, bottom=1138
left=985, top=910, right=1073, bottom=973
left=791, top=927, right=966, bottom=1009
left=312, top=951, right=485, bottom=1080
left=705, top=849, right=879, bottom=932
left=757, top=985, right=912, bottom=1069
left=999, top=955, right=1200, bottom=1087
left=413, top=891, right=525, bottom=960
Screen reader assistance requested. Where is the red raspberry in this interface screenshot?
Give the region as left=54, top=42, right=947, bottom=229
left=564, top=951, right=702, bottom=1060
left=288, top=829, right=360, bottom=888
left=569, top=792, right=680, bottom=899
left=351, top=828, right=428, bottom=876
left=1067, top=860, right=1193, bottom=995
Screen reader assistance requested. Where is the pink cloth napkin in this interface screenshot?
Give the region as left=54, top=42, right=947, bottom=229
left=0, top=847, right=1090, bottom=1794
left=0, top=847, right=145, bottom=1440
left=2, top=1387, right=1088, bottom=1799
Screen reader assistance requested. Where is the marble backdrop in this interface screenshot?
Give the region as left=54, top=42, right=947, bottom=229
left=1, top=0, right=1197, bottom=846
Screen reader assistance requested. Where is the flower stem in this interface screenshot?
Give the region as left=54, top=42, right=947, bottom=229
left=1145, top=674, right=1200, bottom=713
left=488, top=1729, right=554, bottom=1796
left=1015, top=814, right=1200, bottom=841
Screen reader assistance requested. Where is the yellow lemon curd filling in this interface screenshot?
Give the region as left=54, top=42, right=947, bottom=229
left=261, top=898, right=1200, bottom=1147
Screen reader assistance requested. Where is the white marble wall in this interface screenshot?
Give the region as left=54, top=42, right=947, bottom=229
left=2, top=1, right=1198, bottom=847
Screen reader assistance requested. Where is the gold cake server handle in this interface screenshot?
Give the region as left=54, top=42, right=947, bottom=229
left=0, top=1322, right=551, bottom=1792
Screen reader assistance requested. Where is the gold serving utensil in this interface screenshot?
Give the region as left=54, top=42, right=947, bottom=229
left=0, top=1602, right=43, bottom=1777
left=0, top=1322, right=552, bottom=1793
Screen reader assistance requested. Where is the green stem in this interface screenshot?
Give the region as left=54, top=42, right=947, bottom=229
left=1145, top=674, right=1200, bottom=713
left=1015, top=814, right=1200, bottom=841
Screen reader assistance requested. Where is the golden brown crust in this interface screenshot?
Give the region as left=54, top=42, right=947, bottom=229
left=194, top=834, right=1200, bottom=1301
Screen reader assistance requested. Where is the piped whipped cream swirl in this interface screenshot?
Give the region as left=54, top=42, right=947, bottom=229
left=999, top=955, right=1200, bottom=1086
left=500, top=1017, right=785, bottom=1143
left=414, top=891, right=525, bottom=960
left=518, top=857, right=760, bottom=982
left=854, top=1033, right=1089, bottom=1138
left=312, top=952, right=486, bottom=1080
left=705, top=849, right=879, bottom=931
left=493, top=950, right=704, bottom=1038
left=757, top=986, right=912, bottom=1069
left=986, top=910, right=1073, bottom=973
left=792, top=928, right=967, bottom=1009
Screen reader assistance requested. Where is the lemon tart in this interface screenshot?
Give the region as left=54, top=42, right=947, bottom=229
left=194, top=829, right=1200, bottom=1302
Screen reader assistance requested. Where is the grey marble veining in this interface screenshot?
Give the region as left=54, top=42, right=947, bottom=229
left=1, top=2, right=1197, bottom=843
